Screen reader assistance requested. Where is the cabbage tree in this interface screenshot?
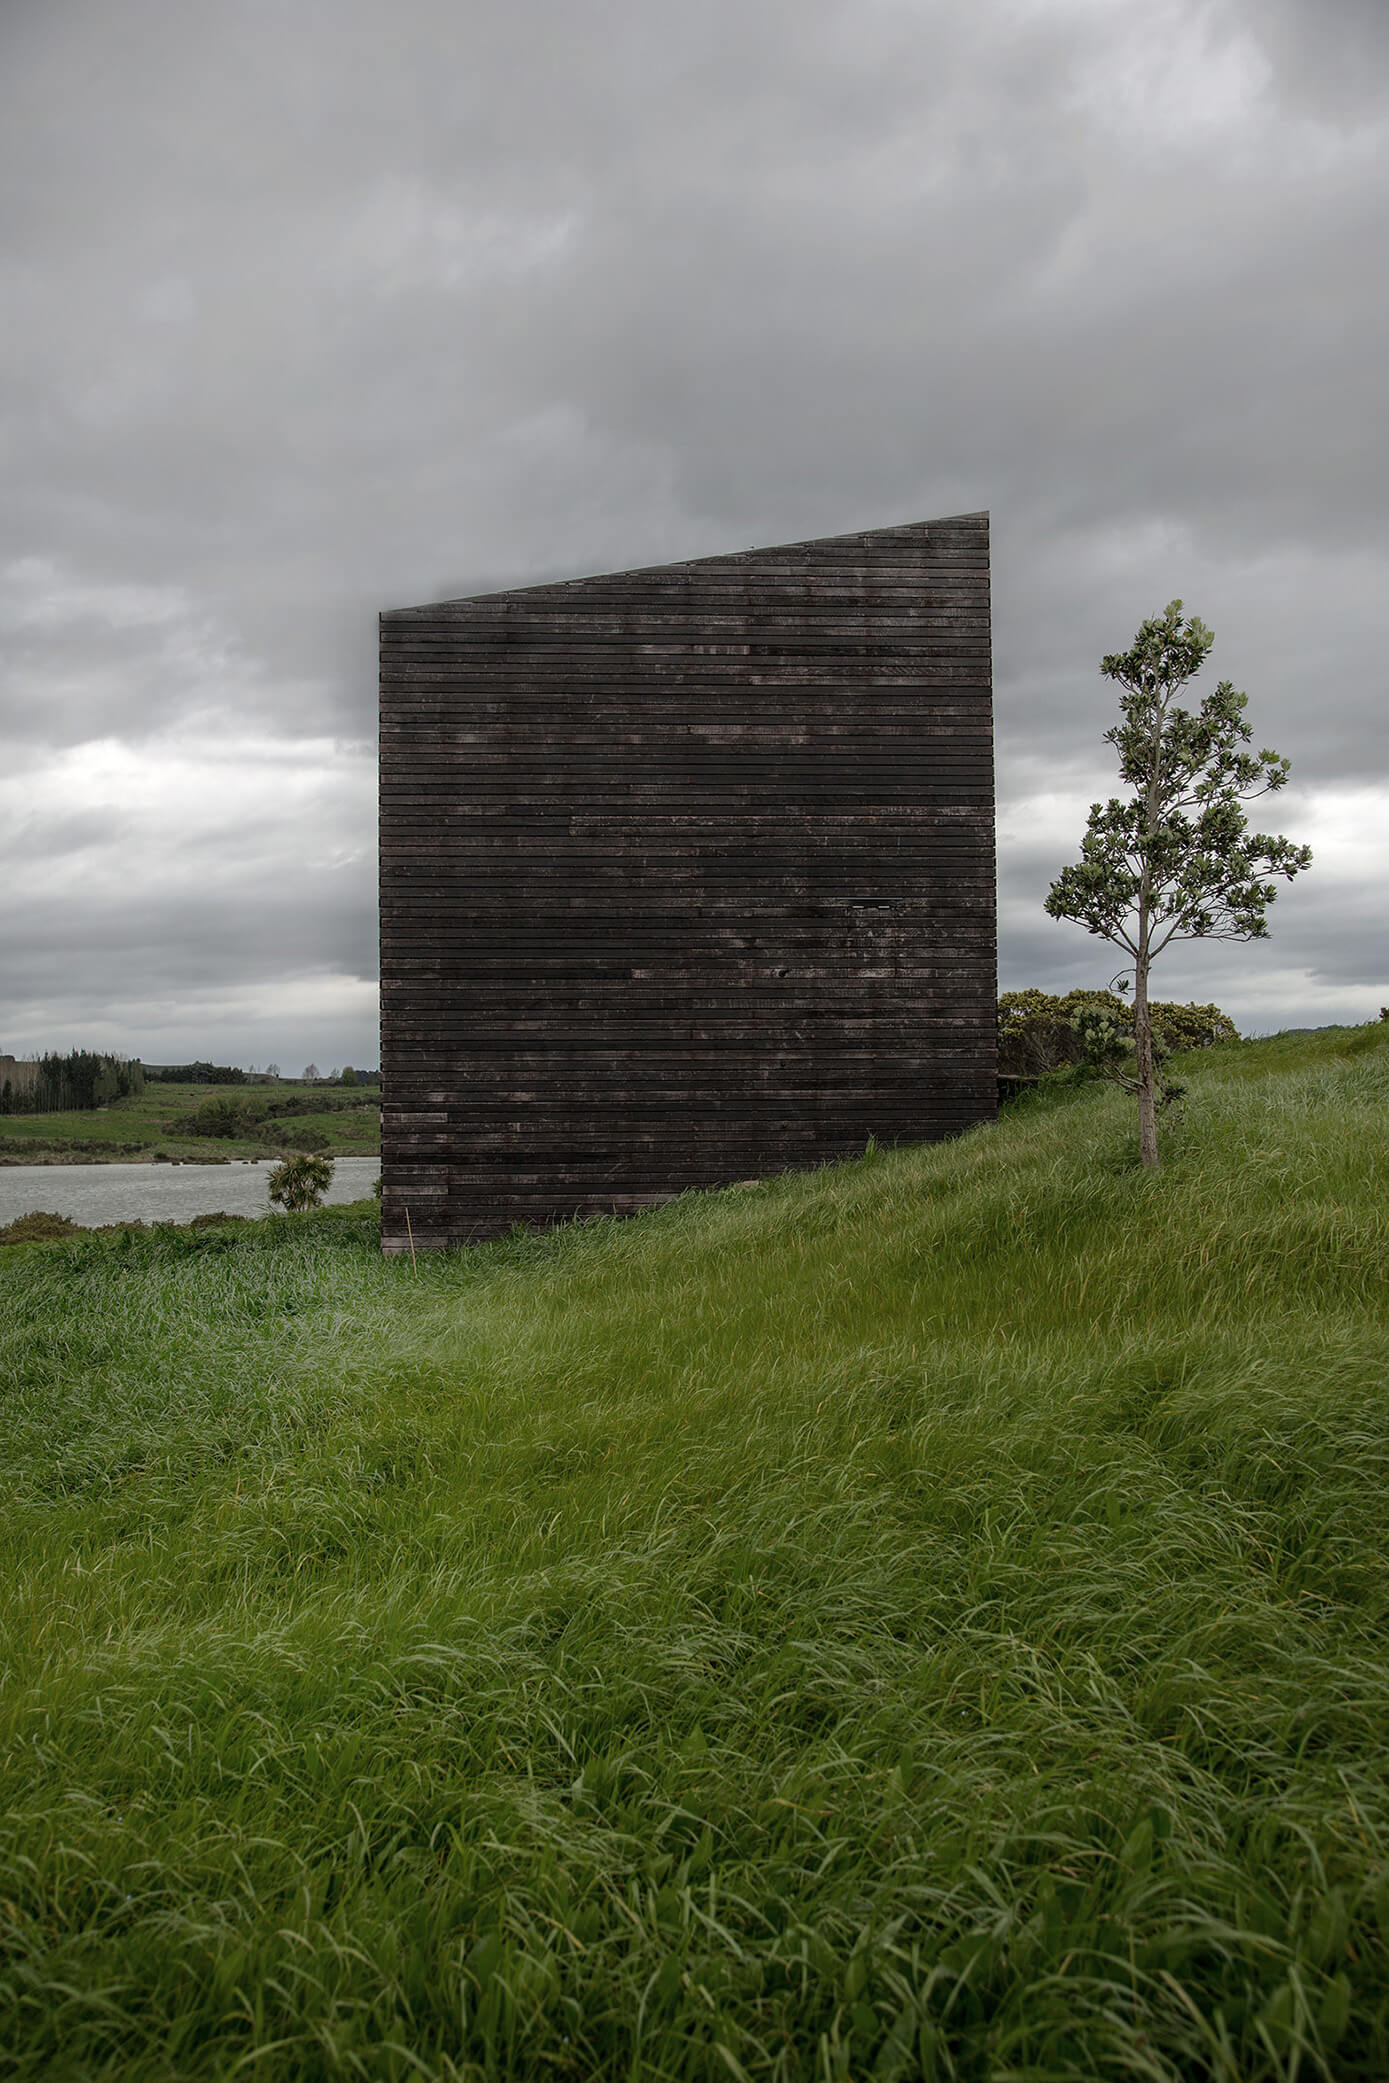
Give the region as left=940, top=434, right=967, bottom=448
left=267, top=1151, right=334, bottom=1212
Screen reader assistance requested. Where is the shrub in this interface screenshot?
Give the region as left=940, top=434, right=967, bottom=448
left=174, top=1097, right=264, bottom=1139
left=267, top=1152, right=334, bottom=1212
left=998, top=990, right=1124, bottom=1076
left=262, top=1094, right=364, bottom=1121
left=1148, top=1001, right=1239, bottom=1052
left=998, top=991, right=1237, bottom=1077
left=0, top=1210, right=83, bottom=1245
left=280, top=1127, right=330, bottom=1154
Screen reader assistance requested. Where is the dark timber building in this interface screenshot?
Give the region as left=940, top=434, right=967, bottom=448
left=379, top=510, right=995, bottom=1250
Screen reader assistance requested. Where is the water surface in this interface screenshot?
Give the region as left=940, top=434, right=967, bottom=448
left=0, top=1157, right=381, bottom=1229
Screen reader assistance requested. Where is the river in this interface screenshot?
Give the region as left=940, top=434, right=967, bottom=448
left=0, top=1157, right=381, bottom=1229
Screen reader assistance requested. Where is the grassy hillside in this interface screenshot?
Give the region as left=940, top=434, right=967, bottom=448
left=1, top=1026, right=1386, bottom=2080
left=0, top=1078, right=380, bottom=1164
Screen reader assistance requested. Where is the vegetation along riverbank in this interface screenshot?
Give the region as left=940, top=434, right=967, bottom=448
left=0, top=1074, right=380, bottom=1166
left=1, top=1022, right=1386, bottom=2079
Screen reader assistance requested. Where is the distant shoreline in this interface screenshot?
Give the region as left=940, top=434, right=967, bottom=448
left=0, top=1076, right=379, bottom=1167
left=0, top=1150, right=377, bottom=1167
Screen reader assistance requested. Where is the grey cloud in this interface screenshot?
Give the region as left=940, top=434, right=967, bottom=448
left=999, top=887, right=1388, bottom=1027
left=1237, top=0, right=1389, bottom=117
left=2, top=0, right=1386, bottom=1055
left=0, top=808, right=128, bottom=862
left=0, top=858, right=375, bottom=1003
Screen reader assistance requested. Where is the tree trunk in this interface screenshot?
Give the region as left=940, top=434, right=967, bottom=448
left=1134, top=957, right=1158, bottom=1168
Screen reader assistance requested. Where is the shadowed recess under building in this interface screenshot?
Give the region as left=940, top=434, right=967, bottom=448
left=379, top=511, right=996, bottom=1249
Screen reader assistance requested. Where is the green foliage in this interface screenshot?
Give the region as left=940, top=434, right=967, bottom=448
left=1, top=1049, right=146, bottom=1115
left=1045, top=601, right=1309, bottom=1164
left=1045, top=601, right=1312, bottom=957
left=1149, top=999, right=1240, bottom=1052
left=999, top=990, right=1237, bottom=1077
left=1069, top=1000, right=1186, bottom=1108
left=339, top=1065, right=358, bottom=1086
left=266, top=1150, right=335, bottom=1211
left=0, top=1081, right=380, bottom=1164
left=0, top=1210, right=82, bottom=1245
left=1, top=1028, right=1386, bottom=2078
left=280, top=1126, right=331, bottom=1154
left=261, top=1091, right=370, bottom=1123
left=174, top=1095, right=266, bottom=1139
left=149, top=1061, right=247, bottom=1085
left=999, top=988, right=1125, bottom=1075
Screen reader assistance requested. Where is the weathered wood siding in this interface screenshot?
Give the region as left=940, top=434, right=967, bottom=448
left=379, top=511, right=995, bottom=1249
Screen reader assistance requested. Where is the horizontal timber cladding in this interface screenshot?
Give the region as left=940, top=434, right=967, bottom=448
left=379, top=511, right=996, bottom=1249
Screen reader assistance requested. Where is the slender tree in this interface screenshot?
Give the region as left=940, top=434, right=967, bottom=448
left=1045, top=601, right=1311, bottom=1167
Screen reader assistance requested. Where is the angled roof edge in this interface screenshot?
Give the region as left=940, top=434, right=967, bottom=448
left=382, top=510, right=989, bottom=618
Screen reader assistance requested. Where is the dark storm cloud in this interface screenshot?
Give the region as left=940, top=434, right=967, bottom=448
left=2, top=0, right=1386, bottom=1054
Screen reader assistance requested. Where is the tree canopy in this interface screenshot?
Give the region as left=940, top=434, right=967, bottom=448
left=1045, top=602, right=1310, bottom=1164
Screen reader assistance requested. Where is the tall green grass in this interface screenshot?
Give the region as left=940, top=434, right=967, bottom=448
left=1, top=1027, right=1386, bottom=2080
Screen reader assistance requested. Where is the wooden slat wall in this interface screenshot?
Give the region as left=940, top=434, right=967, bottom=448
left=379, top=512, right=995, bottom=1249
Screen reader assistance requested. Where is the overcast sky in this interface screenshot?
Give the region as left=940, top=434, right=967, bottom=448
left=3, top=0, right=1386, bottom=1069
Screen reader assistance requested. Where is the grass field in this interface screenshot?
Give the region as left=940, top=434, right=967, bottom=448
left=1, top=1026, right=1386, bottom=2079
left=0, top=1079, right=380, bottom=1164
